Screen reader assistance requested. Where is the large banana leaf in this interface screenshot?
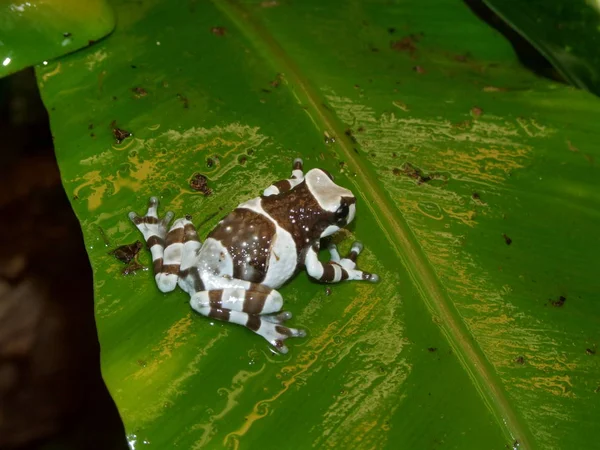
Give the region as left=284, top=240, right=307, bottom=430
left=36, top=0, right=600, bottom=449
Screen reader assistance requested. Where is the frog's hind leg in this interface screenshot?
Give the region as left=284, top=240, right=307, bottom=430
left=190, top=283, right=306, bottom=353
left=263, top=158, right=304, bottom=196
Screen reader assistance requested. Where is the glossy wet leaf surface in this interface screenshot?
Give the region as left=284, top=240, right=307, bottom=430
left=0, top=0, right=115, bottom=77
left=36, top=1, right=600, bottom=449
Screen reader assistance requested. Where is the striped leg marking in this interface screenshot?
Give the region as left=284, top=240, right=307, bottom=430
left=129, top=196, right=184, bottom=293
left=305, top=241, right=379, bottom=283
left=263, top=157, right=305, bottom=196
left=190, top=285, right=306, bottom=353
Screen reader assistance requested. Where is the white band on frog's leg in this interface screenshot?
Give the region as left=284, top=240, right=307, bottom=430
left=328, top=243, right=341, bottom=262
left=190, top=287, right=283, bottom=315
left=129, top=196, right=194, bottom=293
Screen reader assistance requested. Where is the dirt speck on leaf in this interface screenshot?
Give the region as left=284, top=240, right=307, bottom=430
left=190, top=173, right=213, bottom=196
left=550, top=295, right=566, bottom=308
left=471, top=106, right=483, bottom=117
left=131, top=87, right=148, bottom=98
left=177, top=93, right=189, bottom=109
left=110, top=121, right=131, bottom=144
left=502, top=233, right=512, bottom=246
left=211, top=26, right=226, bottom=36
left=109, top=241, right=142, bottom=263
left=390, top=33, right=422, bottom=57
left=514, top=356, right=525, bottom=365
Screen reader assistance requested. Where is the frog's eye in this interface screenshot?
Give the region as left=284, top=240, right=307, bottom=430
left=335, top=203, right=349, bottom=223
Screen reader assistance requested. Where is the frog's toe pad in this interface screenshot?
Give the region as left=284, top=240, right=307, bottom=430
left=259, top=320, right=306, bottom=354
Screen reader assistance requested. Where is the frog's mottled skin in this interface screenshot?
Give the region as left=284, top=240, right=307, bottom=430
left=130, top=159, right=378, bottom=353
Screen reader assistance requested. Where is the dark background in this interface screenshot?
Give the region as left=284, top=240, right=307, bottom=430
left=0, top=69, right=127, bottom=450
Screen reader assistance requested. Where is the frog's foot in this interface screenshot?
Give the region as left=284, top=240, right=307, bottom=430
left=128, top=196, right=174, bottom=242
left=191, top=288, right=306, bottom=353
left=328, top=241, right=379, bottom=283
left=130, top=197, right=193, bottom=293
left=256, top=311, right=306, bottom=354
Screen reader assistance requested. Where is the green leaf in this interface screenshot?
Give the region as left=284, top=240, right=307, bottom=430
left=36, top=0, right=600, bottom=449
left=0, top=0, right=115, bottom=78
left=483, top=0, right=600, bottom=94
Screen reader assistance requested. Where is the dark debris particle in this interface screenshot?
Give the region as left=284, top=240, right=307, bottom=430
left=452, top=120, right=472, bottom=130
left=502, top=234, right=512, bottom=246
left=88, top=123, right=94, bottom=130
left=132, top=87, right=148, bottom=98
left=112, top=127, right=131, bottom=144
left=63, top=32, right=72, bottom=38
left=238, top=155, right=247, bottom=165
left=110, top=121, right=131, bottom=143
left=90, top=133, right=95, bottom=138
left=270, top=73, right=283, bottom=88
left=261, top=88, right=272, bottom=94
left=514, top=356, right=525, bottom=365
left=586, top=348, right=596, bottom=356
left=190, top=173, right=213, bottom=196
left=247, top=148, right=255, bottom=156
left=112, top=96, right=118, bottom=101
left=392, top=167, right=401, bottom=176
left=177, top=93, right=189, bottom=109
left=211, top=26, right=226, bottom=36
left=344, top=128, right=357, bottom=143
left=88, top=39, right=96, bottom=46
left=399, top=162, right=438, bottom=184
left=325, top=287, right=332, bottom=296
left=387, top=27, right=396, bottom=34
left=390, top=33, right=422, bottom=56
left=472, top=192, right=481, bottom=200
left=206, top=157, right=215, bottom=168
left=550, top=295, right=566, bottom=308
left=109, top=241, right=143, bottom=263
left=357, top=126, right=365, bottom=132
left=427, top=347, right=438, bottom=352
left=131, top=65, right=137, bottom=69
left=122, top=260, right=144, bottom=275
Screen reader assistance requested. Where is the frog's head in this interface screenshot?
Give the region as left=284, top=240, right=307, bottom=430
left=305, top=168, right=356, bottom=237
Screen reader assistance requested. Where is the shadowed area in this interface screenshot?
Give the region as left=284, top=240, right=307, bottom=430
left=0, top=69, right=127, bottom=450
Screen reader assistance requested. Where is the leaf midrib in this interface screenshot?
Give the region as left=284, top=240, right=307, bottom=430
left=215, top=1, right=535, bottom=448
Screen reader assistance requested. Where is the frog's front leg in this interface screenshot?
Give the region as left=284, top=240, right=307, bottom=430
left=263, top=158, right=304, bottom=196
left=189, top=281, right=306, bottom=353
left=129, top=197, right=201, bottom=293
left=305, top=242, right=379, bottom=283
